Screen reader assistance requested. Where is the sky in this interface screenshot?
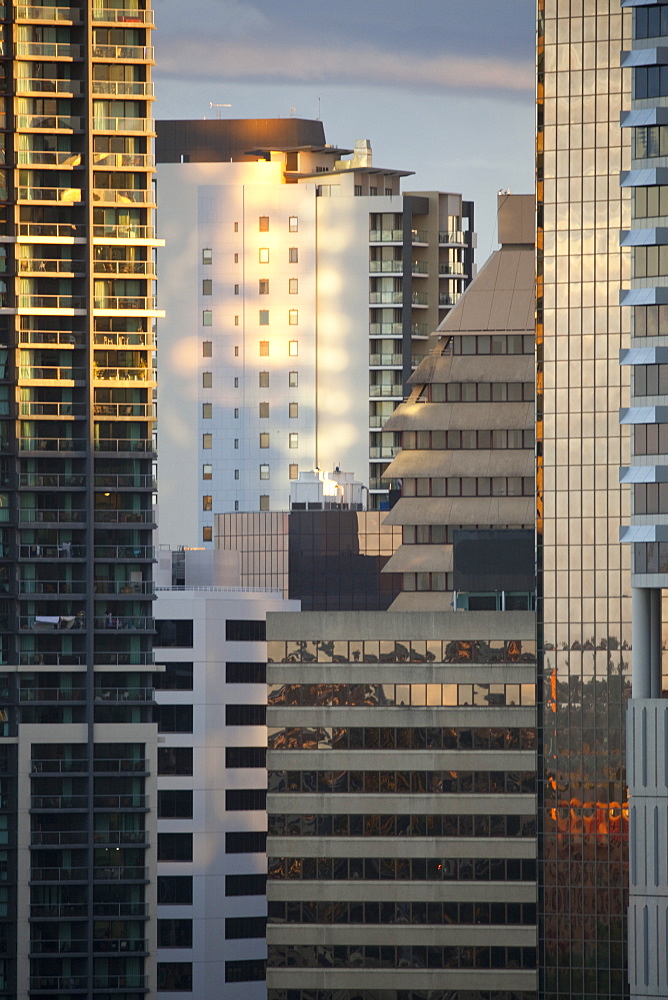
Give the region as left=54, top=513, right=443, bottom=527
left=152, top=0, right=535, bottom=259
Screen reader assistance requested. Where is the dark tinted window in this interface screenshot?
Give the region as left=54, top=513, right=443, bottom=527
left=226, top=873, right=266, bottom=895
left=225, top=916, right=266, bottom=939
left=154, top=662, right=193, bottom=690
left=157, top=963, right=192, bottom=991
left=155, top=620, right=194, bottom=647
left=226, top=746, right=266, bottom=768
left=158, top=790, right=193, bottom=818
left=158, top=919, right=193, bottom=948
left=226, top=788, right=266, bottom=811
left=156, top=705, right=193, bottom=733
left=225, top=959, right=265, bottom=983
left=158, top=747, right=193, bottom=776
left=226, top=831, right=266, bottom=854
left=226, top=704, right=265, bottom=726
left=226, top=662, right=265, bottom=683
left=158, top=876, right=192, bottom=904
left=226, top=620, right=265, bottom=641
left=158, top=833, right=193, bottom=862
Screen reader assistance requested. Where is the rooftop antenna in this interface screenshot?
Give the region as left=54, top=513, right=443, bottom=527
left=289, top=106, right=297, bottom=118
left=209, top=102, right=231, bottom=120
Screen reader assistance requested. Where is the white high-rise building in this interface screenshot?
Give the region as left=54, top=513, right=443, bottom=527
left=155, top=118, right=475, bottom=547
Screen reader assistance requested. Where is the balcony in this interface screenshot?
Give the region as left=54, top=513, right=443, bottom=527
left=19, top=258, right=86, bottom=275
left=19, top=437, right=86, bottom=452
left=411, top=323, right=429, bottom=337
left=31, top=794, right=87, bottom=809
left=15, top=41, right=82, bottom=58
left=20, top=401, right=86, bottom=416
left=93, top=508, right=154, bottom=524
left=17, top=221, right=83, bottom=238
left=411, top=292, right=428, bottom=306
left=18, top=579, right=86, bottom=594
left=20, top=614, right=85, bottom=630
left=369, top=353, right=403, bottom=366
left=92, top=937, right=147, bottom=953
left=94, top=438, right=154, bottom=453
left=16, top=113, right=83, bottom=131
left=368, top=415, right=390, bottom=428
left=29, top=904, right=87, bottom=918
left=30, top=866, right=88, bottom=882
left=20, top=686, right=85, bottom=701
left=369, top=228, right=403, bottom=242
left=92, top=6, right=154, bottom=23
left=31, top=829, right=87, bottom=846
left=92, top=902, right=147, bottom=918
left=92, top=223, right=156, bottom=240
left=92, top=43, right=155, bottom=61
left=92, top=188, right=153, bottom=205
left=18, top=294, right=86, bottom=310
left=369, top=322, right=402, bottom=335
left=92, top=830, right=147, bottom=846
left=18, top=544, right=86, bottom=559
left=92, top=80, right=154, bottom=97
left=411, top=260, right=429, bottom=275
left=94, top=580, right=154, bottom=594
left=93, top=756, right=147, bottom=773
left=30, top=976, right=87, bottom=991
left=93, top=259, right=155, bottom=276
left=369, top=446, right=401, bottom=459
left=92, top=151, right=154, bottom=169
left=93, top=366, right=153, bottom=381
left=369, top=478, right=392, bottom=490
left=17, top=185, right=82, bottom=203
left=15, top=4, right=82, bottom=21
left=18, top=508, right=85, bottom=524
left=93, top=298, right=155, bottom=313
left=439, top=262, right=465, bottom=276
left=93, top=402, right=152, bottom=418
left=16, top=149, right=82, bottom=166
left=369, top=291, right=402, bottom=305
left=369, top=384, right=403, bottom=397
left=92, top=116, right=153, bottom=133
left=15, top=77, right=81, bottom=96
left=30, top=939, right=87, bottom=955
left=19, top=328, right=82, bottom=346
left=93, top=330, right=155, bottom=347
left=369, top=259, right=402, bottom=273
left=439, top=230, right=465, bottom=244
left=94, top=684, right=154, bottom=702
left=439, top=293, right=461, bottom=306
left=93, top=544, right=154, bottom=560
left=31, top=757, right=87, bottom=773
left=94, top=651, right=154, bottom=666
left=92, top=976, right=148, bottom=990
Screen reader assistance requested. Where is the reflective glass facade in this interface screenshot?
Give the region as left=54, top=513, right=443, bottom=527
left=537, top=2, right=632, bottom=997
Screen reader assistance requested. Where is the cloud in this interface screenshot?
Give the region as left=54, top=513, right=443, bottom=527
left=155, top=38, right=533, bottom=96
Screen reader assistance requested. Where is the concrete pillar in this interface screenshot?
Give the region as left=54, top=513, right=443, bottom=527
left=632, top=588, right=661, bottom=699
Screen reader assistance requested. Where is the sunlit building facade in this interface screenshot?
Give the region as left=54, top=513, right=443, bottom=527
left=537, top=2, right=633, bottom=998
left=0, top=1, right=160, bottom=996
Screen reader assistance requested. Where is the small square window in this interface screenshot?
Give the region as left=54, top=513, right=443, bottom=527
left=289, top=371, right=298, bottom=387
left=234, top=469, right=239, bottom=480
left=202, top=403, right=212, bottom=419
left=370, top=186, right=378, bottom=196
left=202, top=434, right=212, bottom=450
left=259, top=279, right=269, bottom=295
left=288, top=310, right=298, bottom=326
left=259, top=495, right=270, bottom=511
left=203, top=464, right=212, bottom=480
left=203, top=526, right=212, bottom=542
left=259, top=340, right=269, bottom=356
left=289, top=402, right=298, bottom=418
left=385, top=187, right=393, bottom=196
left=202, top=341, right=212, bottom=357
left=259, top=216, right=269, bottom=232
left=234, top=377, right=239, bottom=387
left=289, top=340, right=298, bottom=356
left=202, top=310, right=212, bottom=326
left=202, top=279, right=212, bottom=295
left=234, top=345, right=239, bottom=356
left=259, top=310, right=269, bottom=326
left=203, top=495, right=212, bottom=511
left=234, top=284, right=240, bottom=295
left=289, top=463, right=298, bottom=480
left=259, top=248, right=269, bottom=263
left=202, top=248, right=212, bottom=264
left=289, top=247, right=298, bottom=263
left=202, top=372, right=212, bottom=388
left=234, top=408, right=239, bottom=418
left=289, top=216, right=298, bottom=232
left=234, top=252, right=239, bottom=263
left=259, top=402, right=269, bottom=418
left=259, top=372, right=269, bottom=388
left=260, top=464, right=270, bottom=480
left=260, top=433, right=270, bottom=449
left=354, top=185, right=362, bottom=196
left=289, top=278, right=298, bottom=294
left=289, top=433, right=298, bottom=449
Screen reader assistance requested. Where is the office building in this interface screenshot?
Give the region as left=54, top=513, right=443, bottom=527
left=153, top=575, right=298, bottom=999
left=155, top=117, right=475, bottom=545
left=537, top=3, right=632, bottom=998
left=0, top=1, right=160, bottom=996
left=618, top=3, right=668, bottom=996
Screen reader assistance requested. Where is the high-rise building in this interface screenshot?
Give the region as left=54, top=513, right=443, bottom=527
left=537, top=3, right=633, bottom=998
left=0, top=1, right=160, bottom=995
left=155, top=118, right=475, bottom=545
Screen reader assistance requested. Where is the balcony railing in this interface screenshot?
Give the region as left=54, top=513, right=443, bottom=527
left=411, top=292, right=428, bottom=305
left=17, top=185, right=82, bottom=202
left=19, top=257, right=85, bottom=274
left=31, top=794, right=87, bottom=809
left=19, top=472, right=84, bottom=487
left=92, top=808, right=148, bottom=821
left=20, top=686, right=85, bottom=701
left=93, top=756, right=147, bottom=773
left=20, top=401, right=86, bottom=416
left=93, top=366, right=153, bottom=381
left=92, top=150, right=154, bottom=168
left=19, top=294, right=85, bottom=310
left=92, top=6, right=154, bottom=23
left=411, top=260, right=429, bottom=274
left=92, top=937, right=147, bottom=953
left=16, top=113, right=82, bottom=130
left=93, top=508, right=154, bottom=523
left=439, top=293, right=461, bottom=306
left=29, top=939, right=87, bottom=954
left=369, top=322, right=402, bottom=335
left=18, top=544, right=86, bottom=559
left=92, top=116, right=153, bottom=133
left=15, top=41, right=82, bottom=58
left=369, top=446, right=401, bottom=459
left=94, top=580, right=154, bottom=594
left=20, top=613, right=85, bottom=628
left=94, top=684, right=154, bottom=699
left=30, top=866, right=88, bottom=882
left=15, top=77, right=81, bottom=95
left=92, top=79, right=154, bottom=97
left=411, top=323, right=429, bottom=336
left=411, top=229, right=429, bottom=243
left=19, top=579, right=86, bottom=593
left=19, top=437, right=86, bottom=452
left=93, top=438, right=155, bottom=453
left=92, top=43, right=154, bottom=60
left=94, top=474, right=155, bottom=489
left=93, top=259, right=155, bottom=276
left=92, top=902, right=147, bottom=918
left=369, top=416, right=390, bottom=428
left=92, top=188, right=153, bottom=205
left=93, top=330, right=155, bottom=347
left=439, top=230, right=465, bottom=244
left=19, top=328, right=82, bottom=346
left=369, top=228, right=402, bottom=242
left=93, top=544, right=154, bottom=560
left=29, top=904, right=87, bottom=918
left=369, top=478, right=392, bottom=490
left=92, top=830, right=147, bottom=846
left=439, top=263, right=465, bottom=276
left=92, top=976, right=148, bottom=990
left=18, top=222, right=83, bottom=237
left=31, top=976, right=87, bottom=991
left=94, top=652, right=154, bottom=666
left=16, top=149, right=82, bottom=166
left=369, top=353, right=403, bottom=366
left=369, top=259, right=402, bottom=273
left=369, top=384, right=403, bottom=397
left=93, top=402, right=153, bottom=417
left=31, top=829, right=87, bottom=846
left=20, top=653, right=86, bottom=666
left=31, top=757, right=87, bottom=773
left=15, top=4, right=82, bottom=21
left=92, top=223, right=156, bottom=239
left=94, top=297, right=155, bottom=312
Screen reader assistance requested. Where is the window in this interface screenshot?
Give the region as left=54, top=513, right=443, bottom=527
left=259, top=372, right=269, bottom=388
left=259, top=340, right=269, bottom=356
left=226, top=661, right=266, bottom=683
left=234, top=345, right=239, bottom=356
left=226, top=831, right=266, bottom=854
left=158, top=920, right=193, bottom=948
left=289, top=309, right=298, bottom=325
left=234, top=377, right=239, bottom=387
left=159, top=790, right=194, bottom=819
left=203, top=526, right=212, bottom=542
left=354, top=184, right=362, bottom=196
left=202, top=434, right=212, bottom=449
left=234, top=315, right=239, bottom=325
left=289, top=433, right=298, bottom=449
left=234, top=283, right=240, bottom=295
left=158, top=747, right=193, bottom=775
left=158, top=833, right=193, bottom=862
left=385, top=187, right=393, bottom=196
left=158, top=963, right=192, bottom=991
left=226, top=788, right=266, bottom=811
left=155, top=620, right=194, bottom=647
left=259, top=248, right=269, bottom=263
left=226, top=746, right=266, bottom=767
left=289, top=216, right=298, bottom=232
left=226, top=873, right=266, bottom=895
left=203, top=372, right=212, bottom=388
left=202, top=310, right=212, bottom=326
left=260, top=464, right=270, bottom=480
left=289, top=278, right=298, bottom=294
left=226, top=916, right=266, bottom=939
left=259, top=215, right=269, bottom=231
left=226, top=620, right=266, bottom=641
left=234, top=222, right=239, bottom=232
left=259, top=310, right=269, bottom=326
left=234, top=252, right=239, bottom=263
left=156, top=705, right=193, bottom=734
left=234, top=438, right=239, bottom=449
left=259, top=279, right=269, bottom=295
left=154, top=662, right=193, bottom=691
left=370, top=185, right=378, bottom=195
left=289, top=402, right=298, bottom=418
left=203, top=464, right=212, bottom=480
left=289, top=463, right=298, bottom=480
left=202, top=403, right=212, bottom=419
left=202, top=341, right=212, bottom=357
left=158, top=876, right=192, bottom=904
left=289, top=371, right=298, bottom=387
left=289, top=340, right=298, bottom=356
left=203, top=496, right=212, bottom=511
left=226, top=959, right=265, bottom=983
left=234, top=469, right=239, bottom=480
left=202, top=248, right=212, bottom=264
left=234, top=500, right=239, bottom=510
left=234, top=408, right=239, bottom=418
left=260, top=433, right=269, bottom=449
left=259, top=494, right=269, bottom=511
left=289, top=247, right=298, bottom=263
left=259, top=402, right=269, bottom=418
left=202, top=279, right=212, bottom=295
